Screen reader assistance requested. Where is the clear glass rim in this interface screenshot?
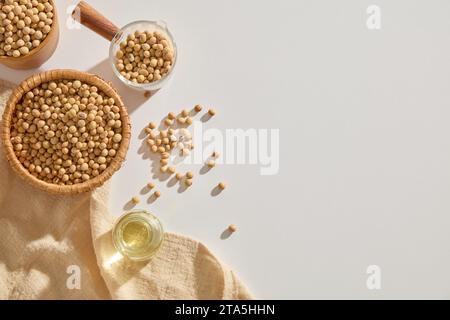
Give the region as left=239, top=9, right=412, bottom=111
left=108, top=20, right=178, bottom=91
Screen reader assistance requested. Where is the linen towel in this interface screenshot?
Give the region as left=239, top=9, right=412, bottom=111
left=0, top=80, right=252, bottom=300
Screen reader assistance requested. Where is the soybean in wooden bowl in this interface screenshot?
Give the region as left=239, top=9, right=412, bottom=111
left=0, top=0, right=59, bottom=70
left=1, top=69, right=131, bottom=194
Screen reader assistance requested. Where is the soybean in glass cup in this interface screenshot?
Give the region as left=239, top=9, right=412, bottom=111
left=112, top=210, right=164, bottom=261
left=109, top=20, right=177, bottom=92
left=72, top=1, right=177, bottom=92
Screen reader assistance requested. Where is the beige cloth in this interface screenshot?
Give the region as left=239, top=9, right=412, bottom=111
left=0, top=80, right=252, bottom=300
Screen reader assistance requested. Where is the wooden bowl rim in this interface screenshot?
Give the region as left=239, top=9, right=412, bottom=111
left=1, top=69, right=131, bottom=194
left=0, top=0, right=58, bottom=63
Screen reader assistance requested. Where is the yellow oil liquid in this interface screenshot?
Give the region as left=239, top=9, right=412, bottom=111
left=113, top=210, right=164, bottom=260
left=122, top=220, right=152, bottom=248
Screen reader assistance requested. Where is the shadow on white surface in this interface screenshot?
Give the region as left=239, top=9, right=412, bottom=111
left=0, top=65, right=44, bottom=85
left=87, top=59, right=153, bottom=114
left=166, top=175, right=178, bottom=188
left=200, top=112, right=212, bottom=122
left=199, top=163, right=212, bottom=175
left=123, top=200, right=138, bottom=211
left=220, top=228, right=233, bottom=240
left=210, top=185, right=222, bottom=197
left=146, top=193, right=159, bottom=204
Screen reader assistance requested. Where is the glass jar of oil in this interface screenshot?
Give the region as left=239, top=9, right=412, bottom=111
left=112, top=210, right=164, bottom=261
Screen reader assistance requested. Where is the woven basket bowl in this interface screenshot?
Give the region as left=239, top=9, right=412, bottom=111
left=0, top=0, right=59, bottom=70
left=0, top=69, right=131, bottom=194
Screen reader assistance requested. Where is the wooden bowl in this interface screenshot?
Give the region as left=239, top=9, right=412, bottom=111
left=1, top=69, right=131, bottom=194
left=0, top=0, right=59, bottom=70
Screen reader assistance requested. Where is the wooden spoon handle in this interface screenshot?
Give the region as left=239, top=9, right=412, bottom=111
left=72, top=1, right=119, bottom=42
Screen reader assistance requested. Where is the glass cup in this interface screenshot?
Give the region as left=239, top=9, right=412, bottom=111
left=73, top=1, right=177, bottom=92
left=112, top=210, right=164, bottom=261
left=109, top=20, right=178, bottom=92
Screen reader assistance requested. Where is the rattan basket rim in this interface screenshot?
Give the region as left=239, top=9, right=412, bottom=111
left=0, top=69, right=131, bottom=195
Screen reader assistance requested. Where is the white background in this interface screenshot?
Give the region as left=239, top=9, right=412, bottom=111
left=2, top=0, right=450, bottom=299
